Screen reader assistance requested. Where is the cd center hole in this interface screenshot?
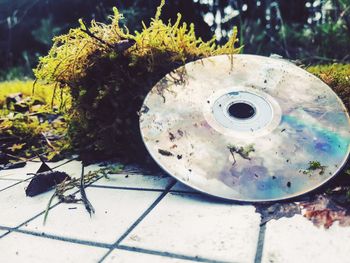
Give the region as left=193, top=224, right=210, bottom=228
left=228, top=102, right=256, bottom=119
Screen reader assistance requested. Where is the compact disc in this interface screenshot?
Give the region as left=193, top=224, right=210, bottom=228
left=139, top=55, right=350, bottom=201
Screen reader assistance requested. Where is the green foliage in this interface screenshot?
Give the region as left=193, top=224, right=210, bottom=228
left=0, top=67, right=29, bottom=82
left=296, top=0, right=349, bottom=61
left=0, top=80, right=70, bottom=108
left=282, top=20, right=350, bottom=61
left=0, top=80, right=71, bottom=161
left=34, top=1, right=240, bottom=162
left=0, top=113, right=70, bottom=161
left=32, top=16, right=62, bottom=46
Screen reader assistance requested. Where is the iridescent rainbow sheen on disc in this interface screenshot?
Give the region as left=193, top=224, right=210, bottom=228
left=139, top=55, right=350, bottom=201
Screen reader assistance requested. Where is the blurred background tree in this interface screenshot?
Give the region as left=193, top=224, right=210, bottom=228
left=0, top=0, right=349, bottom=80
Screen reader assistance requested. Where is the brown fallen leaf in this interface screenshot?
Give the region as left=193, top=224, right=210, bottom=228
left=301, top=195, right=350, bottom=229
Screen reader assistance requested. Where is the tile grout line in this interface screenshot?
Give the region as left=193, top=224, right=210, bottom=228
left=254, top=221, right=266, bottom=263
left=50, top=158, right=79, bottom=170
left=0, top=178, right=26, bottom=181
left=0, top=178, right=32, bottom=193
left=0, top=225, right=226, bottom=263
left=0, top=230, right=10, bottom=239
left=97, top=180, right=176, bottom=262
left=0, top=226, right=111, bottom=249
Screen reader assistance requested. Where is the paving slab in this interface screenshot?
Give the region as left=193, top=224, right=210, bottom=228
left=0, top=232, right=107, bottom=263
left=21, top=187, right=163, bottom=244
left=121, top=192, right=261, bottom=263
left=7, top=158, right=350, bottom=263
left=0, top=181, right=58, bottom=228
left=0, top=159, right=106, bottom=227
left=104, top=249, right=197, bottom=263
left=261, top=215, right=350, bottom=263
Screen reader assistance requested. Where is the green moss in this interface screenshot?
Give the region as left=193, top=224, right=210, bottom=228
left=307, top=161, right=322, bottom=170
left=307, top=64, right=350, bottom=112
left=34, top=1, right=241, bottom=163
left=303, top=161, right=326, bottom=175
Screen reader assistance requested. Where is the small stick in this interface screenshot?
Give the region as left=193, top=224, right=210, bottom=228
left=80, top=20, right=114, bottom=49
left=80, top=164, right=95, bottom=216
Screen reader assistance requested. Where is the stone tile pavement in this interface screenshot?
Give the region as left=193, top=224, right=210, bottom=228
left=0, top=159, right=349, bottom=263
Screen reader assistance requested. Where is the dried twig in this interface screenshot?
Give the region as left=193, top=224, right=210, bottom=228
left=80, top=164, right=95, bottom=216
left=80, top=20, right=114, bottom=49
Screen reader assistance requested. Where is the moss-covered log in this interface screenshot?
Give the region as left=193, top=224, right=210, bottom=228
left=34, top=1, right=241, bottom=163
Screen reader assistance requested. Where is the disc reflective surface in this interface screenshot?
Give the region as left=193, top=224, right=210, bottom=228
left=140, top=55, right=350, bottom=202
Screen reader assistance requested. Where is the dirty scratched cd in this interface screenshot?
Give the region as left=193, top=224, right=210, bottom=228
left=139, top=55, right=350, bottom=202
